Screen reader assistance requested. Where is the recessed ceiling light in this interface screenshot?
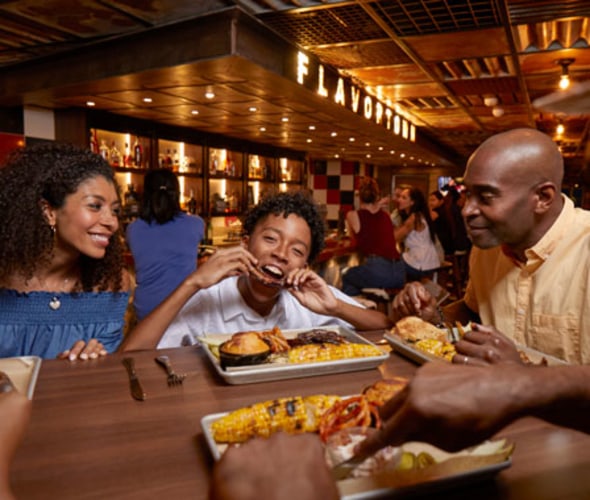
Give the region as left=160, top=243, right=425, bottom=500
left=309, top=125, right=316, bottom=130
left=400, top=153, right=406, bottom=158
left=334, top=154, right=340, bottom=158
left=259, top=126, right=266, bottom=132
left=86, top=101, right=95, bottom=107
left=365, top=142, right=370, bottom=147
left=349, top=137, right=355, bottom=142
left=366, top=154, right=371, bottom=158
left=249, top=106, right=257, bottom=112
left=191, top=109, right=199, bottom=115
left=306, top=138, right=312, bottom=143
left=205, top=91, right=215, bottom=99
left=331, top=132, right=337, bottom=137
left=410, top=156, right=414, bottom=160
left=281, top=117, right=289, bottom=122
left=378, top=146, right=384, bottom=151
left=390, top=150, right=395, bottom=154
left=142, top=97, right=153, bottom=103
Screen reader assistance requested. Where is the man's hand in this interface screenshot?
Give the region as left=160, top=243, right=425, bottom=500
left=452, top=323, right=523, bottom=366
left=210, top=433, right=339, bottom=500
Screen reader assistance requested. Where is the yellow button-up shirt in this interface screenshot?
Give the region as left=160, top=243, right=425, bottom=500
left=464, top=195, right=590, bottom=364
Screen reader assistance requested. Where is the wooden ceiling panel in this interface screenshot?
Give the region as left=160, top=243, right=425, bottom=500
left=348, top=64, right=430, bottom=86
left=403, top=28, right=511, bottom=62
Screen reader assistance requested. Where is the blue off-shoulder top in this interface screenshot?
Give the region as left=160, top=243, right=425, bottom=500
left=0, top=289, right=130, bottom=359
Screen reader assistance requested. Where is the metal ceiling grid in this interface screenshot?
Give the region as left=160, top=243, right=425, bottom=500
left=259, top=4, right=384, bottom=47
left=370, top=0, right=502, bottom=37
left=507, top=0, right=590, bottom=25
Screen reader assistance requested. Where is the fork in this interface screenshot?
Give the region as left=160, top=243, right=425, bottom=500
left=155, top=355, right=186, bottom=386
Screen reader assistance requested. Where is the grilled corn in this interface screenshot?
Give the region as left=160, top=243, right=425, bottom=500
left=211, top=394, right=341, bottom=443
left=287, top=343, right=383, bottom=363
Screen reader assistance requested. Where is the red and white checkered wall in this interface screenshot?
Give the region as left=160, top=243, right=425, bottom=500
left=309, top=159, right=374, bottom=228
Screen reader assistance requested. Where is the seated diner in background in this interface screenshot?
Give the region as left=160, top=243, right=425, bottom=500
left=120, top=191, right=392, bottom=351
left=391, top=128, right=590, bottom=365
left=341, top=176, right=406, bottom=297
left=0, top=143, right=131, bottom=361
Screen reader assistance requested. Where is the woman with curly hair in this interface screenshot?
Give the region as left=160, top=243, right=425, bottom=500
left=0, top=142, right=131, bottom=360
left=121, top=191, right=391, bottom=350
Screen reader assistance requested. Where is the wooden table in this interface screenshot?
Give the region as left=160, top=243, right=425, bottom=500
left=10, top=332, right=590, bottom=499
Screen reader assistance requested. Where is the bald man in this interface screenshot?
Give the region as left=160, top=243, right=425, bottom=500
left=392, top=128, right=590, bottom=365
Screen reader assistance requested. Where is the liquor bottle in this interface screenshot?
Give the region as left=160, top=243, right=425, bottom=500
left=110, top=141, right=121, bottom=167
left=123, top=142, right=132, bottom=167
left=133, top=137, right=142, bottom=167
left=173, top=149, right=180, bottom=172
left=124, top=184, right=139, bottom=218
left=90, top=130, right=98, bottom=154
left=209, top=150, right=218, bottom=175
left=99, top=140, right=109, bottom=162
left=187, top=189, right=197, bottom=214
left=164, top=149, right=173, bottom=169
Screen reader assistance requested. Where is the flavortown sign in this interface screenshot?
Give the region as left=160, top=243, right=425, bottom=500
left=295, top=51, right=415, bottom=143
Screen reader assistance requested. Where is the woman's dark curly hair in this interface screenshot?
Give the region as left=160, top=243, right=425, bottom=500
left=242, top=191, right=325, bottom=263
left=0, top=142, right=125, bottom=292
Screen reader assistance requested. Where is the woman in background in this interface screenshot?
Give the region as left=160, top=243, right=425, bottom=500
left=341, top=177, right=406, bottom=297
left=0, top=143, right=130, bottom=360
left=126, top=169, right=204, bottom=322
left=396, top=186, right=442, bottom=281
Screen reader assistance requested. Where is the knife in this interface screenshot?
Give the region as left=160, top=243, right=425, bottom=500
left=122, top=357, right=146, bottom=401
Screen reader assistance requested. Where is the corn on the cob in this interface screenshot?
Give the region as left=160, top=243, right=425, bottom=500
left=211, top=394, right=341, bottom=443
left=287, top=343, right=383, bottom=364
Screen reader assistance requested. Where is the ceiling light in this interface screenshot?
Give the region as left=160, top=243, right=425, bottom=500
left=86, top=101, right=95, bottom=107
left=334, top=154, right=340, bottom=158
left=191, top=109, right=199, bottom=115
left=390, top=150, right=395, bottom=154
left=142, top=97, right=152, bottom=103
left=366, top=154, right=371, bottom=158
left=365, top=142, right=370, bottom=147
left=557, top=58, right=575, bottom=90
left=309, top=125, right=316, bottom=130
left=349, top=137, right=355, bottom=142
left=331, top=131, right=337, bottom=137
left=248, top=106, right=257, bottom=112
left=492, top=106, right=505, bottom=117
left=483, top=96, right=498, bottom=107
left=205, top=91, right=215, bottom=99
left=281, top=117, right=289, bottom=122
left=556, top=122, right=565, bottom=135
left=306, top=138, right=312, bottom=143
left=259, top=127, right=266, bottom=132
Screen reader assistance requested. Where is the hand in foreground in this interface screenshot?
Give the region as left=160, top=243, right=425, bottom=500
left=186, top=246, right=258, bottom=291
left=287, top=268, right=338, bottom=314
left=58, top=339, right=107, bottom=361
left=210, top=432, right=339, bottom=500
left=452, top=323, right=523, bottom=366
left=391, top=281, right=437, bottom=323
left=0, top=390, right=32, bottom=500
left=355, top=361, right=525, bottom=455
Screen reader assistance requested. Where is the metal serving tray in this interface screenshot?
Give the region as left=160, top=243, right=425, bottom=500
left=200, top=411, right=512, bottom=499
left=0, top=356, right=42, bottom=399
left=384, top=332, right=568, bottom=366
left=201, top=326, right=388, bottom=385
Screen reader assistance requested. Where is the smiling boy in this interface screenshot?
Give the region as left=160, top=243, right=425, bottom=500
left=121, top=191, right=391, bottom=350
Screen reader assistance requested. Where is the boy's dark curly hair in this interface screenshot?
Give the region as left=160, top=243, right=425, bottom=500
left=242, top=191, right=325, bottom=263
left=0, top=142, right=124, bottom=292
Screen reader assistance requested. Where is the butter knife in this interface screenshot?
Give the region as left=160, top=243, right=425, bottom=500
left=122, top=357, right=146, bottom=401
left=331, top=453, right=368, bottom=481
